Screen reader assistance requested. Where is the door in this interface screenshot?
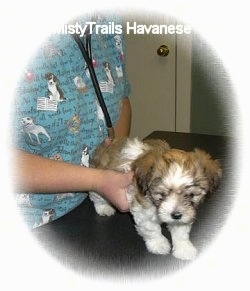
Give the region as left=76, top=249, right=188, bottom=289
left=124, top=13, right=192, bottom=138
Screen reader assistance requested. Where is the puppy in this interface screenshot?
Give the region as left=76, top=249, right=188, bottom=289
left=22, top=116, right=51, bottom=144
left=45, top=73, right=66, bottom=102
left=103, top=62, right=115, bottom=86
left=73, top=76, right=87, bottom=93
left=89, top=138, right=222, bottom=260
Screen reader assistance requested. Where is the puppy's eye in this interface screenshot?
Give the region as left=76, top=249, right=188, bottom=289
left=184, top=193, right=193, bottom=200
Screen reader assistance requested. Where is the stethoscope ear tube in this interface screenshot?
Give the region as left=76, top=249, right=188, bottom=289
left=72, top=33, right=115, bottom=140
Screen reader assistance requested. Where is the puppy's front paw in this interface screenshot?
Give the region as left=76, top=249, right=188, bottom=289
left=172, top=241, right=197, bottom=260
left=146, top=236, right=171, bottom=255
left=94, top=203, right=116, bottom=216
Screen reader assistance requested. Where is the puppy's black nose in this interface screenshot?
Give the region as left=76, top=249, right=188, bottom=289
left=171, top=212, right=182, bottom=220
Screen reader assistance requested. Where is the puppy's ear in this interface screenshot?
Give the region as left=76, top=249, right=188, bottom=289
left=193, top=149, right=222, bottom=192
left=45, top=73, right=50, bottom=79
left=132, top=152, right=158, bottom=196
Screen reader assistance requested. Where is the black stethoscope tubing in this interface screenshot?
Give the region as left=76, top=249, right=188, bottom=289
left=72, top=33, right=115, bottom=140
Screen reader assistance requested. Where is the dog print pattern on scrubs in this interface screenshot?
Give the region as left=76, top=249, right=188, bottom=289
left=12, top=15, right=130, bottom=228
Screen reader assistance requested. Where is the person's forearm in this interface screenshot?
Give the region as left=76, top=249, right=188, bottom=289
left=13, top=149, right=133, bottom=211
left=114, top=97, right=132, bottom=137
left=13, top=149, right=102, bottom=194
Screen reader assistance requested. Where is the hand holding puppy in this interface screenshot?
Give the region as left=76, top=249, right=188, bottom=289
left=91, top=169, right=134, bottom=213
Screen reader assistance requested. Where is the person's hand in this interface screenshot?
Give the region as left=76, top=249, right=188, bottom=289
left=104, top=136, right=113, bottom=147
left=93, top=169, right=134, bottom=212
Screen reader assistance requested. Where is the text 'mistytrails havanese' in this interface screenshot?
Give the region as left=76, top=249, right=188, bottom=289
left=89, top=138, right=222, bottom=260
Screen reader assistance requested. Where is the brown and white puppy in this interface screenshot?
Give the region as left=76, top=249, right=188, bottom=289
left=45, top=73, right=66, bottom=102
left=89, top=138, right=222, bottom=260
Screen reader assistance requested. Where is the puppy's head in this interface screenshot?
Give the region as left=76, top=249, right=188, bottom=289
left=114, top=35, right=122, bottom=47
left=22, top=116, right=34, bottom=126
left=45, top=73, right=57, bottom=85
left=103, top=62, right=110, bottom=71
left=132, top=148, right=222, bottom=224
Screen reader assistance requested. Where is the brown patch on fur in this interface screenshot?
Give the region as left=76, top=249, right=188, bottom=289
left=91, top=138, right=127, bottom=169
left=132, top=150, right=167, bottom=205
left=163, top=149, right=187, bottom=165
left=191, top=149, right=222, bottom=192
left=144, top=139, right=170, bottom=152
left=132, top=152, right=157, bottom=194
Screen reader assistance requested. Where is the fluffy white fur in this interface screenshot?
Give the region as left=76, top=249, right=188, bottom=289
left=89, top=138, right=222, bottom=260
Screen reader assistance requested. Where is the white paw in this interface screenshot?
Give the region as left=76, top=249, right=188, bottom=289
left=145, top=236, right=171, bottom=255
left=94, top=203, right=116, bottom=216
left=172, top=241, right=197, bottom=260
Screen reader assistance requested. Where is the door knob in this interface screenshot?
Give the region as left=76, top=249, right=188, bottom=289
left=157, top=45, right=170, bottom=57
